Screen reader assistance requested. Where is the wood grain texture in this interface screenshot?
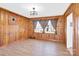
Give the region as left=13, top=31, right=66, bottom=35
left=29, top=16, right=65, bottom=43
left=0, top=39, right=70, bottom=56
left=64, top=3, right=79, bottom=55
left=0, top=7, right=29, bottom=46
left=0, top=3, right=79, bottom=56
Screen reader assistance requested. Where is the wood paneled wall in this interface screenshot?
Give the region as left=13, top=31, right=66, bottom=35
left=1, top=4, right=79, bottom=56
left=29, top=16, right=65, bottom=43
left=64, top=3, right=79, bottom=55
left=0, top=8, right=29, bottom=46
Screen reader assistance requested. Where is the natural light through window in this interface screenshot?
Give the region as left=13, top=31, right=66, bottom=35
left=34, top=21, right=43, bottom=33
left=45, top=20, right=56, bottom=34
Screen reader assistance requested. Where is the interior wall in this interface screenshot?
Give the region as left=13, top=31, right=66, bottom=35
left=0, top=8, right=29, bottom=46
left=29, top=16, right=66, bottom=43
left=64, top=3, right=79, bottom=55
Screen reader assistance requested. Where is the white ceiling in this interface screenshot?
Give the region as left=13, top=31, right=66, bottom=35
left=0, top=3, right=71, bottom=18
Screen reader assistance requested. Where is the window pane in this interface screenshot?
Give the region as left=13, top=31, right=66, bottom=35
left=34, top=21, right=43, bottom=33
left=45, top=20, right=56, bottom=34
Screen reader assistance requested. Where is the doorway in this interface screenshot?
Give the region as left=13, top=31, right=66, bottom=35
left=66, top=13, right=74, bottom=55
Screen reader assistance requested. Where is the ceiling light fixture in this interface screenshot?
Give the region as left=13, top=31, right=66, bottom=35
left=30, top=7, right=38, bottom=16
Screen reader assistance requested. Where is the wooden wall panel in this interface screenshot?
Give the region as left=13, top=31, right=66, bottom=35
left=29, top=16, right=65, bottom=43
left=0, top=8, right=29, bottom=46
left=75, top=4, right=79, bottom=55
left=28, top=20, right=33, bottom=38
left=0, top=9, right=9, bottom=46
left=64, top=3, right=79, bottom=55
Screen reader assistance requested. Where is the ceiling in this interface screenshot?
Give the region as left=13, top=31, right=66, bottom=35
left=0, top=3, right=71, bottom=18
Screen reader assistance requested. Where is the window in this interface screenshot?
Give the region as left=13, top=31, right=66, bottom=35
left=34, top=20, right=56, bottom=34
left=34, top=21, right=43, bottom=33
left=45, top=20, right=56, bottom=34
